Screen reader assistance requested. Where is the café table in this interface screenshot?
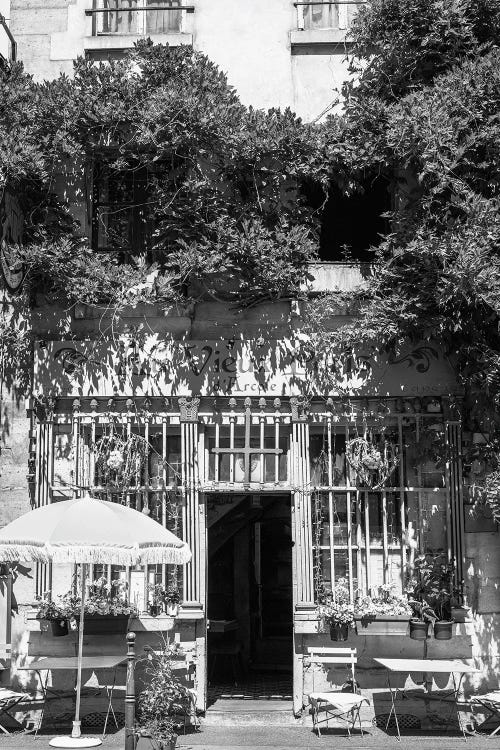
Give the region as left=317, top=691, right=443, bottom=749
left=19, top=655, right=127, bottom=738
left=373, top=658, right=479, bottom=742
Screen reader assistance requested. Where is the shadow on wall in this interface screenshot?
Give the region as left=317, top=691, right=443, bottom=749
left=464, top=539, right=500, bottom=692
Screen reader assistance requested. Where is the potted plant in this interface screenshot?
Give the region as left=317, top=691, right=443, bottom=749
left=354, top=583, right=412, bottom=635
left=149, top=584, right=166, bottom=617
left=407, top=599, right=435, bottom=641
left=407, top=554, right=455, bottom=640
left=137, top=640, right=192, bottom=749
left=317, top=579, right=354, bottom=641
left=164, top=586, right=181, bottom=617
left=34, top=592, right=69, bottom=637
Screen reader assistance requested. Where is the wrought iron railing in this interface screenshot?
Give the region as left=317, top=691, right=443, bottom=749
left=85, top=1, right=194, bottom=36
left=294, top=1, right=366, bottom=31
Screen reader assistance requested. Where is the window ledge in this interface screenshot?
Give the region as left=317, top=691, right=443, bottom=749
left=84, top=33, right=193, bottom=51
left=290, top=29, right=352, bottom=47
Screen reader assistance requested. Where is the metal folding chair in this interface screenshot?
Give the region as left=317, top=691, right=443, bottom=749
left=307, top=646, right=370, bottom=737
left=470, top=690, right=500, bottom=736
left=0, top=644, right=33, bottom=735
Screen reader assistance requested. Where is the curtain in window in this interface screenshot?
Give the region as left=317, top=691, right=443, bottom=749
left=146, top=0, right=182, bottom=34
left=303, top=3, right=340, bottom=30
left=99, top=0, right=138, bottom=34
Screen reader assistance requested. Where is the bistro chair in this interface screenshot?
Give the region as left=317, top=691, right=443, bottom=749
left=307, top=646, right=369, bottom=737
left=0, top=644, right=34, bottom=734
left=469, top=690, right=500, bottom=737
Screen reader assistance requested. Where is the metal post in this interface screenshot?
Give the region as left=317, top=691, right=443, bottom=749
left=125, top=632, right=136, bottom=750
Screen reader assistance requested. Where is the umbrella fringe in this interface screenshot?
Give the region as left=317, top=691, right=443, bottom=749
left=0, top=543, right=191, bottom=565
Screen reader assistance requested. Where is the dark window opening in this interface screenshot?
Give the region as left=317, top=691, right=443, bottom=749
left=303, top=176, right=392, bottom=262
left=92, top=164, right=152, bottom=258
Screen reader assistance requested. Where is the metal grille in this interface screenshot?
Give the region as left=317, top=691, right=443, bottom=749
left=82, top=711, right=125, bottom=729
left=372, top=713, right=421, bottom=729
left=310, top=399, right=458, bottom=598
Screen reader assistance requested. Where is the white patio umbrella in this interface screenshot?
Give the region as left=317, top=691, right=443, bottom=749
left=0, top=495, right=191, bottom=748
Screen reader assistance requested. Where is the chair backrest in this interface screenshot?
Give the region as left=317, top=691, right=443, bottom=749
left=307, top=646, right=357, bottom=684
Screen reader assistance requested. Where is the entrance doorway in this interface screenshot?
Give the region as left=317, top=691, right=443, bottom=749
left=206, top=495, right=293, bottom=700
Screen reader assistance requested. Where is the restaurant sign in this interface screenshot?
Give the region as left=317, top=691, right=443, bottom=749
left=34, top=337, right=460, bottom=398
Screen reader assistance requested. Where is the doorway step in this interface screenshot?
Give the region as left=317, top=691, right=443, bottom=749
left=202, top=698, right=299, bottom=726
left=204, top=675, right=297, bottom=726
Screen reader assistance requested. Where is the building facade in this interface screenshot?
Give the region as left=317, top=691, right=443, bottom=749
left=1, top=0, right=500, bottom=731
left=10, top=0, right=360, bottom=121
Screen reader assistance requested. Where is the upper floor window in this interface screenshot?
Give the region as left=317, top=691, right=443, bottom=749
left=297, top=1, right=363, bottom=31
left=95, top=0, right=182, bottom=35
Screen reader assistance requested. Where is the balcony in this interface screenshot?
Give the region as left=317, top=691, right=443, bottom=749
left=84, top=1, right=194, bottom=53
left=291, top=1, right=366, bottom=46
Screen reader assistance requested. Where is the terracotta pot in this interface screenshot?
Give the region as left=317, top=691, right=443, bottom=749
left=409, top=620, right=429, bottom=641
left=330, top=623, right=349, bottom=641
left=434, top=620, right=453, bottom=640
left=148, top=604, right=161, bottom=617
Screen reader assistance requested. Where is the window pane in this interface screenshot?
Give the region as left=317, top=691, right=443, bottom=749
left=303, top=3, right=339, bottom=29
left=146, top=0, right=182, bottom=33
left=310, top=431, right=347, bottom=485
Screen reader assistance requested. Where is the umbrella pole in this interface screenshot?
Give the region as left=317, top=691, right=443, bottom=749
left=49, top=565, right=101, bottom=748
left=72, top=564, right=86, bottom=738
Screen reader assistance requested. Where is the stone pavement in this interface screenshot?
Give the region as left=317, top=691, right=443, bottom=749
left=0, top=726, right=496, bottom=750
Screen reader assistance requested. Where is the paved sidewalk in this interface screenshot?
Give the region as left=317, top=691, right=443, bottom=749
left=0, top=726, right=496, bottom=750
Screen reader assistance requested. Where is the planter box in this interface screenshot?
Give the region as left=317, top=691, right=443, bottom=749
left=451, top=606, right=470, bottom=623
left=83, top=614, right=130, bottom=635
left=355, top=616, right=409, bottom=636
left=39, top=618, right=69, bottom=637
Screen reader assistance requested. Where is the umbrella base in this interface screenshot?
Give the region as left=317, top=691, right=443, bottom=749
left=49, top=737, right=102, bottom=748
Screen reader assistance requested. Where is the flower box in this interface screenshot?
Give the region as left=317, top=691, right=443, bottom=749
left=83, top=614, right=130, bottom=635
left=354, top=615, right=409, bottom=636
left=39, top=617, right=69, bottom=637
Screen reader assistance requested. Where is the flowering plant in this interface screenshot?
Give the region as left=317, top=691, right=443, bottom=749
left=354, top=583, right=412, bottom=618
left=34, top=591, right=70, bottom=621
left=60, top=577, right=138, bottom=618
left=346, top=436, right=398, bottom=488
left=164, top=586, right=181, bottom=606
left=317, top=578, right=355, bottom=628
left=107, top=449, right=124, bottom=471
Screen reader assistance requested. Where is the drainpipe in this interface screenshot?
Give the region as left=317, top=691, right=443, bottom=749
left=0, top=14, right=16, bottom=62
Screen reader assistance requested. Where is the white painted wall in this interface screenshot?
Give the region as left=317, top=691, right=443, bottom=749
left=10, top=0, right=350, bottom=120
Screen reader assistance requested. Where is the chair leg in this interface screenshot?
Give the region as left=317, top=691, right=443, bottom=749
left=314, top=706, right=321, bottom=737
left=358, top=706, right=364, bottom=737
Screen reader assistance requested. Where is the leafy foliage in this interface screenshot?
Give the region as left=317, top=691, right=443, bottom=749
left=137, top=640, right=191, bottom=744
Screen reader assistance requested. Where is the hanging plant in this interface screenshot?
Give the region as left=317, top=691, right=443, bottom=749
left=94, top=433, right=149, bottom=492
left=346, top=435, right=398, bottom=489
